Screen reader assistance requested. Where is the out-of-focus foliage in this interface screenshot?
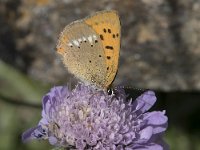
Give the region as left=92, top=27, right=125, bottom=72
left=0, top=61, right=52, bottom=150
left=166, top=128, right=200, bottom=150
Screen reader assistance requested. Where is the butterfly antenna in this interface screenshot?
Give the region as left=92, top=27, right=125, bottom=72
left=114, top=85, right=148, bottom=91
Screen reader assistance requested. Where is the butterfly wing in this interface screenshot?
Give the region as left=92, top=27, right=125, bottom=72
left=84, top=10, right=121, bottom=88
left=56, top=21, right=107, bottom=87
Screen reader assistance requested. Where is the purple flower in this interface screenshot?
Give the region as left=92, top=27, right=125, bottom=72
left=22, top=84, right=168, bottom=150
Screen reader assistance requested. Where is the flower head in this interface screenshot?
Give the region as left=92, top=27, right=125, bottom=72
left=22, top=84, right=168, bottom=150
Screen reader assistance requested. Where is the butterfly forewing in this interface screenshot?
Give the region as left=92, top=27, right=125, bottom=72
left=84, top=10, right=121, bottom=88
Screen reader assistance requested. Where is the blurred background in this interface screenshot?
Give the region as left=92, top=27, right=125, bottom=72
left=0, top=0, right=200, bottom=149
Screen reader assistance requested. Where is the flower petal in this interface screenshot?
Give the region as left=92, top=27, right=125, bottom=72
left=143, top=111, right=168, bottom=134
left=121, top=131, right=136, bottom=145
left=22, top=126, right=38, bottom=142
left=133, top=91, right=156, bottom=114
left=49, top=136, right=58, bottom=145
left=132, top=143, right=164, bottom=150
left=22, top=125, right=47, bottom=142
left=139, top=126, right=153, bottom=141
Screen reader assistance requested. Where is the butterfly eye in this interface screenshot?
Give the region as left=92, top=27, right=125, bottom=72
left=107, top=89, right=114, bottom=95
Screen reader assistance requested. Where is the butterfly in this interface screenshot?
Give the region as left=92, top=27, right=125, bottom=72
left=56, top=10, right=121, bottom=90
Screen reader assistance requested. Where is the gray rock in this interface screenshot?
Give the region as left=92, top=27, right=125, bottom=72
left=0, top=0, right=200, bottom=91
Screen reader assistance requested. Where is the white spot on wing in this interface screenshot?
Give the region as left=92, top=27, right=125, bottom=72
left=68, top=43, right=73, bottom=47
left=78, top=38, right=82, bottom=42
left=83, top=37, right=87, bottom=42
left=93, top=35, right=97, bottom=40
left=88, top=36, right=93, bottom=44
left=73, top=40, right=79, bottom=46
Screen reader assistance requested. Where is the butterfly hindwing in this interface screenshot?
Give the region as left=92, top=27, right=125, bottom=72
left=57, top=21, right=107, bottom=87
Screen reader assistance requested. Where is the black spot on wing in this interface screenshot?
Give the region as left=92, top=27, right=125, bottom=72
left=105, top=46, right=114, bottom=50
left=100, top=35, right=104, bottom=40
left=107, top=56, right=111, bottom=60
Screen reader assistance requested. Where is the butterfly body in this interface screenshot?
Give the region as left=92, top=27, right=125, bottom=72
left=56, top=10, right=121, bottom=89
